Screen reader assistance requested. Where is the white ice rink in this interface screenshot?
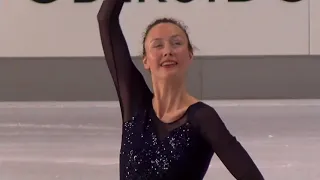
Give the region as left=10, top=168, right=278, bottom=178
left=0, top=100, right=319, bottom=180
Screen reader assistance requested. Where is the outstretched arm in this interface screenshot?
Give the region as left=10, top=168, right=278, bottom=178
left=195, top=105, right=264, bottom=180
left=97, top=0, right=152, bottom=122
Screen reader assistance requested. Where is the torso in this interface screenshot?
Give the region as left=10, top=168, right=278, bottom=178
left=119, top=100, right=214, bottom=180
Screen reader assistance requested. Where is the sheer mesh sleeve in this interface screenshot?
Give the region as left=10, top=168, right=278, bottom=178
left=97, top=0, right=152, bottom=123
left=192, top=103, right=264, bottom=180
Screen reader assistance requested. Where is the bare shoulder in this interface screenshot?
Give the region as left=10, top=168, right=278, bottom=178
left=185, top=95, right=201, bottom=108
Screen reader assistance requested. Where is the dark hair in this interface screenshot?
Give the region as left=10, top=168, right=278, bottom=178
left=142, top=17, right=194, bottom=57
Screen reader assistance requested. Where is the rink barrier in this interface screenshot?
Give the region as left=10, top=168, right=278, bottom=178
left=0, top=99, right=320, bottom=108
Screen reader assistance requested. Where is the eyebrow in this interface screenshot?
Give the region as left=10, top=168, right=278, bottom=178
left=150, top=34, right=182, bottom=43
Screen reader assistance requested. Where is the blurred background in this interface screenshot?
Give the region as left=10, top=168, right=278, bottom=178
left=0, top=0, right=319, bottom=179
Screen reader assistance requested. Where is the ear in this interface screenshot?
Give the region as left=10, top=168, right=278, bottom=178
left=143, top=56, right=150, bottom=70
left=189, top=52, right=193, bottom=61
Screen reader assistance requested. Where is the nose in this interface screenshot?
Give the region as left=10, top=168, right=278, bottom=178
left=163, top=44, right=173, bottom=57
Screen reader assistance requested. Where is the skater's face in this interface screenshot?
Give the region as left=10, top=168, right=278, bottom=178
left=143, top=23, right=193, bottom=80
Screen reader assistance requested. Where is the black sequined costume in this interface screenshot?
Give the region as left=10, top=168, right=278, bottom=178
left=97, top=0, right=264, bottom=179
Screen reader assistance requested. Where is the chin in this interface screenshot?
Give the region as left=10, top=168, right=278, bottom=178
left=162, top=71, right=184, bottom=81
left=152, top=68, right=186, bottom=81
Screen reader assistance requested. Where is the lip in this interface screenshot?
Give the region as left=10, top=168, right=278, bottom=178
left=160, top=60, right=178, bottom=66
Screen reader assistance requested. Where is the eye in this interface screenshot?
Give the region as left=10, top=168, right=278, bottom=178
left=151, top=41, right=163, bottom=48
left=153, top=44, right=163, bottom=48
left=172, top=39, right=183, bottom=46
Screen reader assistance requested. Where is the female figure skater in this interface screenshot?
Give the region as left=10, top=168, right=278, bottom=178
left=97, top=0, right=264, bottom=179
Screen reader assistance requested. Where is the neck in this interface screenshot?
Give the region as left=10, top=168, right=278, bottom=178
left=151, top=76, right=189, bottom=119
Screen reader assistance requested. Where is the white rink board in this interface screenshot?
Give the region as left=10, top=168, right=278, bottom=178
left=0, top=0, right=309, bottom=57
left=310, top=0, right=320, bottom=55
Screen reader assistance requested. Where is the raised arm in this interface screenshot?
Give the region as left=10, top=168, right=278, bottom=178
left=194, top=105, right=264, bottom=180
left=97, top=0, right=152, bottom=122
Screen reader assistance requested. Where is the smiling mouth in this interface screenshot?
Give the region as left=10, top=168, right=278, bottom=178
left=160, top=61, right=178, bottom=68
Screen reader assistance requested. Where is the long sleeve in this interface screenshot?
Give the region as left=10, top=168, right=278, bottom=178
left=97, top=0, right=152, bottom=122
left=193, top=104, right=264, bottom=180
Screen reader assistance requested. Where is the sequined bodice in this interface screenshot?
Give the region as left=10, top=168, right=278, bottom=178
left=119, top=109, right=213, bottom=180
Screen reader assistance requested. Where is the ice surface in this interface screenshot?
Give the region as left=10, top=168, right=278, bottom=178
left=0, top=100, right=319, bottom=180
